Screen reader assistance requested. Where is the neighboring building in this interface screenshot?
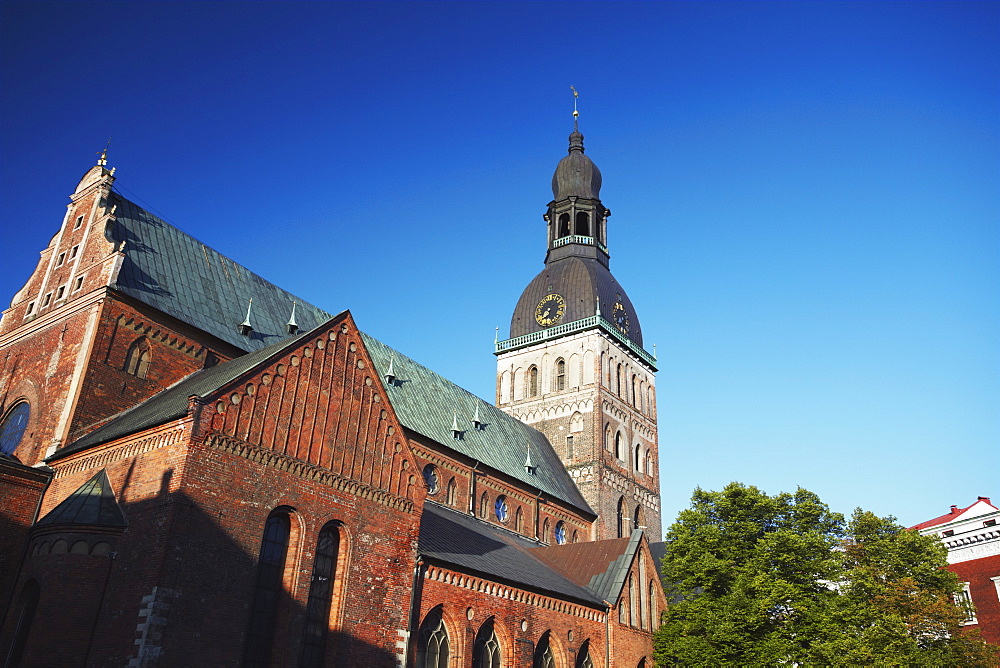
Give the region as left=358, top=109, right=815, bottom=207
left=0, top=126, right=665, bottom=666
left=912, top=497, right=1000, bottom=645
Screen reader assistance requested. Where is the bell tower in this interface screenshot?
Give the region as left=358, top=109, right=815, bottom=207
left=495, top=116, right=660, bottom=541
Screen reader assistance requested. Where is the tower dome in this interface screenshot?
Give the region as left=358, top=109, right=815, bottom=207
left=551, top=127, right=602, bottom=200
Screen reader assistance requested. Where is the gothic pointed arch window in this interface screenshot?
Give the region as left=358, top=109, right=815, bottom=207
left=0, top=401, right=30, bottom=456
left=480, top=492, right=490, bottom=518
left=557, top=213, right=571, bottom=238
left=542, top=517, right=550, bottom=543
left=124, top=337, right=151, bottom=379
left=527, top=366, right=539, bottom=398
left=301, top=522, right=341, bottom=668
left=634, top=505, right=642, bottom=532
left=553, top=359, right=565, bottom=392
left=575, top=641, right=594, bottom=668
left=575, top=211, right=590, bottom=236
left=631, top=375, right=638, bottom=406
left=614, top=431, right=623, bottom=460
left=617, top=497, right=626, bottom=538
left=515, top=506, right=524, bottom=534
left=416, top=606, right=450, bottom=668
left=244, top=511, right=292, bottom=667
left=472, top=617, right=502, bottom=668
left=629, top=573, right=639, bottom=627
left=648, top=580, right=657, bottom=629
left=446, top=477, right=457, bottom=507
left=604, top=424, right=612, bottom=452
left=645, top=449, right=652, bottom=476
left=554, top=521, right=566, bottom=545
left=533, top=630, right=555, bottom=668
left=616, top=364, right=622, bottom=396
left=634, top=443, right=642, bottom=472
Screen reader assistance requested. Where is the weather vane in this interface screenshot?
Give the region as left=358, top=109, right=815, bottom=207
left=97, top=137, right=111, bottom=166
left=570, top=86, right=579, bottom=119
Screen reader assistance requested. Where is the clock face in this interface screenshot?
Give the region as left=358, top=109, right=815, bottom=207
left=535, top=293, right=566, bottom=327
left=612, top=301, right=629, bottom=334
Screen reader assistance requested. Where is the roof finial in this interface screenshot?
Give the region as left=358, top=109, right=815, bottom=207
left=595, top=294, right=601, bottom=317
left=97, top=137, right=111, bottom=167
left=286, top=301, right=299, bottom=335
left=570, top=85, right=579, bottom=126
left=385, top=354, right=396, bottom=385
left=524, top=442, right=536, bottom=475
left=451, top=410, right=462, bottom=439
left=239, top=298, right=253, bottom=336
left=472, top=403, right=483, bottom=430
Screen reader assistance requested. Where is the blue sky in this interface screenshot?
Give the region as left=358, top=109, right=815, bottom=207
left=1, top=1, right=997, bottom=531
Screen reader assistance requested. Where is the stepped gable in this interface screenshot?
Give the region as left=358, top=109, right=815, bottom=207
left=109, top=193, right=332, bottom=351
left=419, top=502, right=603, bottom=606
left=35, top=469, right=127, bottom=528
left=49, top=324, right=322, bottom=459
left=361, top=333, right=594, bottom=515
left=533, top=530, right=643, bottom=602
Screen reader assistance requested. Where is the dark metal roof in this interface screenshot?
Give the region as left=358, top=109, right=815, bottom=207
left=109, top=193, right=333, bottom=352
left=50, top=326, right=321, bottom=460
left=360, top=333, right=593, bottom=515
left=533, top=530, right=643, bottom=603
left=35, top=469, right=127, bottom=528
left=419, top=502, right=604, bottom=607
left=509, top=256, right=643, bottom=347
left=551, top=128, right=602, bottom=200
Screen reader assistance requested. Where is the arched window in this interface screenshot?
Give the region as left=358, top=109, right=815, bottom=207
left=301, top=523, right=340, bottom=667
left=604, top=424, right=612, bottom=451
left=446, top=478, right=457, bottom=507
left=416, top=606, right=450, bottom=668
left=575, top=211, right=590, bottom=236
left=634, top=443, right=642, bottom=472
left=631, top=375, right=638, bottom=406
left=472, top=617, right=501, bottom=668
left=480, top=492, right=490, bottom=518
left=553, top=359, right=565, bottom=392
left=614, top=431, right=623, bottom=460
left=533, top=631, right=555, bottom=668
left=645, top=450, right=652, bottom=476
left=629, top=573, right=638, bottom=627
left=554, top=521, right=566, bottom=545
left=123, top=337, right=151, bottom=379
left=542, top=518, right=550, bottom=542
left=0, top=401, right=30, bottom=455
left=423, top=464, right=440, bottom=494
left=575, top=641, right=594, bottom=668
left=244, top=512, right=291, bottom=667
left=7, top=579, right=40, bottom=667
left=634, top=505, right=642, bottom=531
left=617, top=497, right=626, bottom=538
left=615, top=364, right=622, bottom=396
left=648, top=580, right=657, bottom=629
left=515, top=506, right=524, bottom=534
left=572, top=530, right=579, bottom=543
left=495, top=495, right=509, bottom=523
left=557, top=213, right=571, bottom=238
left=527, top=366, right=539, bottom=398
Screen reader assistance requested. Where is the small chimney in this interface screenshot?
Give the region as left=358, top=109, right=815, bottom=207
left=950, top=505, right=959, bottom=514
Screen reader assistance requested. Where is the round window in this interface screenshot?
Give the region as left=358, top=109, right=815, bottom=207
left=0, top=402, right=30, bottom=455
left=554, top=521, right=567, bottom=545
left=422, top=464, right=439, bottom=494
left=495, top=495, right=509, bottom=523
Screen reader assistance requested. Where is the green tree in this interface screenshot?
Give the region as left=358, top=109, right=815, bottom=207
left=653, top=483, right=999, bottom=667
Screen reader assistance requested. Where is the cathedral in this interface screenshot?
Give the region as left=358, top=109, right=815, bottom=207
left=0, top=123, right=665, bottom=666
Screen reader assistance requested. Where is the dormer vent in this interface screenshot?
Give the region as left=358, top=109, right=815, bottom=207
left=238, top=298, right=253, bottom=336
left=385, top=354, right=396, bottom=385
left=524, top=443, right=536, bottom=476
left=286, top=301, right=299, bottom=335
left=472, top=404, right=483, bottom=430
left=451, top=411, right=462, bottom=440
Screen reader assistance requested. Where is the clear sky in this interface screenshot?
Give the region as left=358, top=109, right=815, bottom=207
left=2, top=1, right=997, bottom=531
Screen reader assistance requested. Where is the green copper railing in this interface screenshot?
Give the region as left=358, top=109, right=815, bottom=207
left=552, top=235, right=609, bottom=255
left=495, top=315, right=657, bottom=369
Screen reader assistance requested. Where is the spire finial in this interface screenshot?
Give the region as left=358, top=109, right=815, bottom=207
left=570, top=85, right=580, bottom=133
left=385, top=353, right=396, bottom=385
left=239, top=298, right=254, bottom=336
left=97, top=137, right=111, bottom=167
left=286, top=301, right=299, bottom=335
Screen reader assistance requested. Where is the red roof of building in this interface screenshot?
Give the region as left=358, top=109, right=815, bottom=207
left=910, top=497, right=995, bottom=530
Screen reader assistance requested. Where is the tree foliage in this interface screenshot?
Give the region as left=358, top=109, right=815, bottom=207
left=653, top=483, right=998, bottom=666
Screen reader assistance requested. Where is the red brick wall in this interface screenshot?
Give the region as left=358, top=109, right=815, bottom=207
left=949, top=554, right=1000, bottom=645
left=0, top=461, right=49, bottom=614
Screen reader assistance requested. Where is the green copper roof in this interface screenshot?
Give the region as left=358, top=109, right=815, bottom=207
left=360, top=333, right=594, bottom=516
left=109, top=193, right=333, bottom=352
left=36, top=469, right=127, bottom=528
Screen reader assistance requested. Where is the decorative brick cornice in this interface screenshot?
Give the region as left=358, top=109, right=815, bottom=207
left=54, top=424, right=187, bottom=477
left=204, top=432, right=414, bottom=514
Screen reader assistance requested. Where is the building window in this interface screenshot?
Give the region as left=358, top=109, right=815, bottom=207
left=634, top=505, right=642, bottom=531
left=533, top=631, right=555, bottom=668
left=527, top=366, right=539, bottom=397
left=73, top=275, right=84, bottom=292
left=645, top=449, right=652, bottom=475
left=446, top=477, right=457, bottom=507
left=543, top=518, right=550, bottom=542
left=480, top=492, right=489, bottom=518
left=495, top=495, right=509, bottom=523
left=575, top=211, right=590, bottom=236
left=942, top=530, right=954, bottom=537
left=557, top=213, right=571, bottom=238
left=565, top=435, right=573, bottom=459
left=614, top=431, right=622, bottom=460
left=423, top=464, right=440, bottom=494
left=301, top=523, right=340, bottom=668
left=629, top=573, right=639, bottom=627
left=955, top=583, right=977, bottom=624
left=554, top=359, right=565, bottom=391
left=604, top=424, right=612, bottom=451
left=417, top=606, right=450, bottom=668
left=70, top=244, right=79, bottom=259
left=124, top=338, right=151, bottom=379
left=554, top=521, right=566, bottom=545
left=616, top=364, right=622, bottom=396
left=617, top=497, right=626, bottom=538
left=472, top=617, right=501, bottom=668
left=0, top=401, right=31, bottom=456
left=648, top=580, right=657, bottom=629
left=56, top=252, right=65, bottom=267
left=634, top=444, right=641, bottom=472
left=26, top=301, right=35, bottom=315
left=56, top=285, right=65, bottom=300
left=74, top=215, right=84, bottom=229
left=244, top=512, right=291, bottom=667
left=515, top=507, right=524, bottom=534
left=575, top=641, right=594, bottom=668
left=42, top=293, right=51, bottom=308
